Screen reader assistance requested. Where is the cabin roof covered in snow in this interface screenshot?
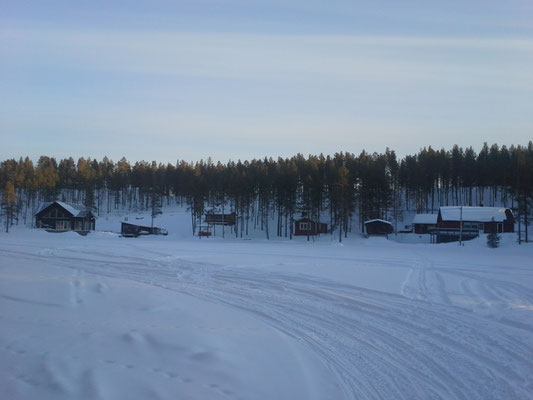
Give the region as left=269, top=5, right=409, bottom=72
left=364, top=219, right=393, bottom=226
left=412, top=214, right=438, bottom=224
left=36, top=201, right=92, bottom=217
left=439, top=206, right=512, bottom=222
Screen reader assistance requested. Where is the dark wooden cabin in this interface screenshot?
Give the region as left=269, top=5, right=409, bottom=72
left=35, top=201, right=95, bottom=232
left=121, top=222, right=168, bottom=237
left=205, top=212, right=237, bottom=226
left=364, top=219, right=394, bottom=235
left=294, top=218, right=328, bottom=236
left=412, top=214, right=438, bottom=234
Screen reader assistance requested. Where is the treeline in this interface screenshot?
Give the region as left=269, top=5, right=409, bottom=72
left=1, top=142, right=532, bottom=238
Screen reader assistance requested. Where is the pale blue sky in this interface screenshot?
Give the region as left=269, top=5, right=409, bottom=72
left=1, top=0, right=532, bottom=163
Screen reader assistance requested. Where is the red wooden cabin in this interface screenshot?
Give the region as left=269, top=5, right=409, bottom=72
left=294, top=218, right=328, bottom=236
left=437, top=207, right=514, bottom=234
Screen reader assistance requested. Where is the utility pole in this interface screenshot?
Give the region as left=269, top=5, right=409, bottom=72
left=518, top=200, right=522, bottom=245
left=222, top=196, right=225, bottom=239
left=459, top=206, right=463, bottom=246
left=524, top=194, right=529, bottom=243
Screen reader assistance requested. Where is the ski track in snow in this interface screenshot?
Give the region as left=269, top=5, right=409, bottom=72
left=2, top=242, right=533, bottom=400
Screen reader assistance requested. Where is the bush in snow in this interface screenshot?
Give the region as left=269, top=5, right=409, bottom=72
left=487, top=231, right=500, bottom=248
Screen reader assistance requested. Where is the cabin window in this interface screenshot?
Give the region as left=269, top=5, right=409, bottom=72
left=299, top=222, right=311, bottom=231
left=45, top=209, right=57, bottom=218
left=463, top=222, right=483, bottom=230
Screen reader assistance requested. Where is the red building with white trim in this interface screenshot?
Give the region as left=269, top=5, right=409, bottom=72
left=437, top=206, right=514, bottom=234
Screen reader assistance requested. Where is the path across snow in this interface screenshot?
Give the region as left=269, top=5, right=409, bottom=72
left=1, top=230, right=532, bottom=399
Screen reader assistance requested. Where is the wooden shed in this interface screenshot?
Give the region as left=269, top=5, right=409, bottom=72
left=121, top=222, right=168, bottom=237
left=364, top=219, right=394, bottom=235
left=205, top=212, right=237, bottom=226
left=294, top=218, right=328, bottom=236
left=35, top=201, right=95, bottom=233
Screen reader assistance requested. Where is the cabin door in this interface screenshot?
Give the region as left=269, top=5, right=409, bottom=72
left=56, top=220, right=70, bottom=230
left=497, top=223, right=503, bottom=233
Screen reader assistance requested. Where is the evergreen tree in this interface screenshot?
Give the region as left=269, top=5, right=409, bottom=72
left=151, top=191, right=162, bottom=228
left=487, top=219, right=500, bottom=248
left=1, top=181, right=18, bottom=233
left=35, top=156, right=59, bottom=201
left=487, top=231, right=500, bottom=248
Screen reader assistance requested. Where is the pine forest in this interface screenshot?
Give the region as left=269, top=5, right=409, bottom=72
left=1, top=142, right=532, bottom=239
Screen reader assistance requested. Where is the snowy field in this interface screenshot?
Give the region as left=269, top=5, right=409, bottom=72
left=1, top=212, right=532, bottom=399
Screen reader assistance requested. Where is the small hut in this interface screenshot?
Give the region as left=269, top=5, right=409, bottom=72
left=364, top=219, right=393, bottom=236
left=205, top=212, right=237, bottom=226
left=294, top=218, right=328, bottom=236
left=121, top=222, right=168, bottom=237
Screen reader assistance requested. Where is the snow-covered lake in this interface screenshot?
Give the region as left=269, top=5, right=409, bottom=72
left=1, top=223, right=532, bottom=399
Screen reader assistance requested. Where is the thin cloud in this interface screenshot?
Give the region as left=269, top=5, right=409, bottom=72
left=1, top=26, right=532, bottom=162
left=3, top=28, right=532, bottom=90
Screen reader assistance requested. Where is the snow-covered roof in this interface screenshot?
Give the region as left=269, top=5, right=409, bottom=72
left=36, top=201, right=91, bottom=217
left=35, top=202, right=53, bottom=214
left=55, top=201, right=88, bottom=216
left=439, top=206, right=511, bottom=222
left=295, top=217, right=325, bottom=223
left=412, top=214, right=438, bottom=224
left=364, top=219, right=393, bottom=226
